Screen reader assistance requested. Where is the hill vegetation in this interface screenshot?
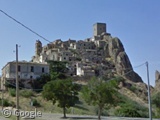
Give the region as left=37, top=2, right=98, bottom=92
left=2, top=61, right=160, bottom=119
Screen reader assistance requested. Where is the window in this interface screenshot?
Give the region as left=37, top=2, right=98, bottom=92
left=42, top=67, right=44, bottom=73
left=31, top=66, right=34, bottom=72
left=18, top=65, right=21, bottom=72
left=30, top=76, right=33, bottom=79
left=18, top=75, right=20, bottom=78
left=64, top=57, right=66, bottom=60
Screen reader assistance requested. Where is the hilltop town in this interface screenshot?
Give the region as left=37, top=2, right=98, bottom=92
left=1, top=23, right=144, bottom=90
left=31, top=23, right=143, bottom=82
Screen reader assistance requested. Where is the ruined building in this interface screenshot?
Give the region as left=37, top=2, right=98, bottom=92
left=31, top=23, right=143, bottom=83
left=1, top=61, right=49, bottom=90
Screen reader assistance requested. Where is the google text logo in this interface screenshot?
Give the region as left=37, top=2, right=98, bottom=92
left=2, top=108, right=42, bottom=119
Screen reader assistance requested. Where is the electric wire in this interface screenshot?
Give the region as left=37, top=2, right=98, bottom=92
left=0, top=9, right=52, bottom=43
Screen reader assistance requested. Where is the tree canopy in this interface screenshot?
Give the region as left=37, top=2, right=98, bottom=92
left=42, top=79, right=79, bottom=118
left=81, top=77, right=118, bottom=120
left=152, top=92, right=160, bottom=117
left=47, top=60, right=68, bottom=80
left=32, top=61, right=68, bottom=91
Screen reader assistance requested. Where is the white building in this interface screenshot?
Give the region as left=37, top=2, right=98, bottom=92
left=1, top=61, right=49, bottom=90
left=76, top=63, right=95, bottom=76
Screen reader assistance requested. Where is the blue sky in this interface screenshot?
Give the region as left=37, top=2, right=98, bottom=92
left=0, top=0, right=160, bottom=86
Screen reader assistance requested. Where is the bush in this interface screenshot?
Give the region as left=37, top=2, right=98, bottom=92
left=130, top=85, right=137, bottom=92
left=115, top=104, right=141, bottom=117
left=8, top=88, right=16, bottom=97
left=152, top=92, right=160, bottom=107
left=115, top=101, right=149, bottom=117
left=152, top=92, right=160, bottom=117
left=3, top=99, right=11, bottom=107
left=31, top=98, right=40, bottom=107
left=20, top=89, right=34, bottom=98
left=0, top=98, right=13, bottom=107
left=114, top=93, right=149, bottom=118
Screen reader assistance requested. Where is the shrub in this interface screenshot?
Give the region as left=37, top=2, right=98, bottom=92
left=20, top=89, right=34, bottom=98
left=130, top=85, right=137, bottom=92
left=31, top=98, right=40, bottom=107
left=115, top=101, right=149, bottom=117
left=115, top=104, right=141, bottom=117
left=114, top=93, right=149, bottom=118
left=8, top=88, right=16, bottom=97
left=152, top=92, right=160, bottom=117
left=3, top=99, right=11, bottom=107
left=152, top=92, right=160, bottom=107
left=0, top=98, right=12, bottom=107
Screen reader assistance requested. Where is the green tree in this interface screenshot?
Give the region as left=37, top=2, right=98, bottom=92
left=42, top=79, right=79, bottom=118
left=47, top=60, right=68, bottom=80
left=152, top=92, right=160, bottom=117
left=152, top=92, right=160, bottom=107
left=32, top=61, right=68, bottom=91
left=81, top=77, right=118, bottom=120
left=32, top=74, right=51, bottom=91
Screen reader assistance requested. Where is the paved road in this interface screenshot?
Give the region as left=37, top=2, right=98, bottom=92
left=38, top=113, right=160, bottom=120
left=0, top=112, right=160, bottom=120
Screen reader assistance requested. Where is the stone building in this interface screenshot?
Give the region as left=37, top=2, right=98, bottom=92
left=1, top=61, right=49, bottom=90
left=35, top=40, right=42, bottom=56
left=30, top=23, right=113, bottom=77
left=76, top=62, right=95, bottom=76
left=93, top=23, right=106, bottom=37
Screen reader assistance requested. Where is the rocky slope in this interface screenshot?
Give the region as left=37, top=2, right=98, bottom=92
left=100, top=35, right=152, bottom=102
left=102, top=36, right=143, bottom=83
left=155, top=70, right=160, bottom=91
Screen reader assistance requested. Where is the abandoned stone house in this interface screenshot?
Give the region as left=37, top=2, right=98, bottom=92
left=1, top=61, right=49, bottom=90
left=31, top=23, right=113, bottom=77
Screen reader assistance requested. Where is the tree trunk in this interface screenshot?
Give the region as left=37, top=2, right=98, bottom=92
left=98, top=107, right=102, bottom=120
left=63, top=106, right=66, bottom=118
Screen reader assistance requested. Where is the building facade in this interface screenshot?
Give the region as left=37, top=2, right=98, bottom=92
left=93, top=23, right=106, bottom=36
left=1, top=61, right=49, bottom=90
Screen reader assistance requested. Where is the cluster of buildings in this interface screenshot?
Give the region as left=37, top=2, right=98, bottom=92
left=1, top=23, right=114, bottom=90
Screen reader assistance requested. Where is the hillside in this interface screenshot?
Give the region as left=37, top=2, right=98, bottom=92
left=29, top=23, right=153, bottom=113
left=0, top=87, right=150, bottom=118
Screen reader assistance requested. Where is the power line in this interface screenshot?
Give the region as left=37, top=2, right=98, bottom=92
left=98, top=62, right=146, bottom=71
left=0, top=9, right=52, bottom=43
left=133, top=62, right=146, bottom=68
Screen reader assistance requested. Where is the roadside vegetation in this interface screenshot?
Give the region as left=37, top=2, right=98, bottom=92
left=2, top=61, right=160, bottom=119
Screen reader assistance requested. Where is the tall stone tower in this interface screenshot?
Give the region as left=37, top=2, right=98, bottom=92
left=35, top=40, right=42, bottom=56
left=93, top=23, right=106, bottom=36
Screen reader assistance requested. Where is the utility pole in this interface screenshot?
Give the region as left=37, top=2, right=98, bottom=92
left=1, top=86, right=4, bottom=111
left=146, top=62, right=152, bottom=120
left=16, top=44, right=19, bottom=120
